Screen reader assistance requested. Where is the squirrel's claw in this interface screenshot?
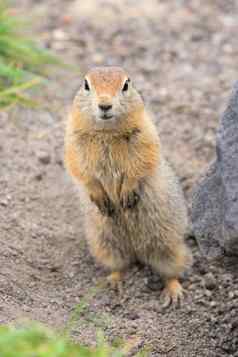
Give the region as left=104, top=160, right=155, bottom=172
left=106, top=271, right=124, bottom=293
left=120, top=190, right=140, bottom=210
left=161, top=278, right=184, bottom=308
left=101, top=196, right=115, bottom=217
left=91, top=195, right=115, bottom=217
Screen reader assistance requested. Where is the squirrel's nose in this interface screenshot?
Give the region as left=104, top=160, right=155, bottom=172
left=98, top=104, right=112, bottom=112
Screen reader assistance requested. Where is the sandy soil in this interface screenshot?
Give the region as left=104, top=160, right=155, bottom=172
left=1, top=0, right=238, bottom=355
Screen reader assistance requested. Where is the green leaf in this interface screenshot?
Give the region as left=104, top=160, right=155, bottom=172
left=0, top=0, right=65, bottom=110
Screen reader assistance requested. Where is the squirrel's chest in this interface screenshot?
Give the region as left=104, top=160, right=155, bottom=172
left=79, top=136, right=129, bottom=179
left=95, top=143, right=124, bottom=180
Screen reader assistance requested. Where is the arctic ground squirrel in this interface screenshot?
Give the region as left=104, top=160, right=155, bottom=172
left=64, top=66, right=192, bottom=307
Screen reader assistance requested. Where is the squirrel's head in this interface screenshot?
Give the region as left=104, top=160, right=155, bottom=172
left=73, top=66, right=144, bottom=130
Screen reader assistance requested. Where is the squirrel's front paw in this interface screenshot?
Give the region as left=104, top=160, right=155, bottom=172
left=120, top=189, right=140, bottom=210
left=90, top=194, right=115, bottom=217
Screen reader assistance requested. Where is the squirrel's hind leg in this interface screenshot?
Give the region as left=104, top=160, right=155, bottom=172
left=87, top=231, right=131, bottom=291
left=149, top=243, right=192, bottom=308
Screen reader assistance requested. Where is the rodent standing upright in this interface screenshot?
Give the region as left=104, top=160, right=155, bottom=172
left=64, top=66, right=192, bottom=306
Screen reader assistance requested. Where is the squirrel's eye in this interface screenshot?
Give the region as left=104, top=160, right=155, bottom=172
left=84, top=79, right=90, bottom=91
left=122, top=78, right=130, bottom=92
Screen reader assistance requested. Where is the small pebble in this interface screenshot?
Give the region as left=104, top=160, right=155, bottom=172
left=210, top=301, right=217, bottom=308
left=56, top=158, right=63, bottom=166
left=52, top=28, right=69, bottom=41
left=146, top=276, right=160, bottom=291
left=207, top=315, right=217, bottom=324
left=204, top=272, right=217, bottom=290
left=61, top=15, right=72, bottom=25
left=68, top=271, right=75, bottom=278
left=197, top=263, right=208, bottom=275
left=204, top=289, right=212, bottom=298
left=38, top=152, right=51, bottom=165
left=233, top=290, right=238, bottom=297
left=0, top=200, right=8, bottom=207
left=34, top=173, right=43, bottom=181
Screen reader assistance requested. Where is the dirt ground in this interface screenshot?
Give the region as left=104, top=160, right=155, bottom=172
left=1, top=0, right=238, bottom=355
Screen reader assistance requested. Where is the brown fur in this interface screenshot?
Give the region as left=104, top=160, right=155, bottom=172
left=65, top=66, right=192, bottom=305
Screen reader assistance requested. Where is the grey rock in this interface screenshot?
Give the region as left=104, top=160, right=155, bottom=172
left=191, top=82, right=238, bottom=257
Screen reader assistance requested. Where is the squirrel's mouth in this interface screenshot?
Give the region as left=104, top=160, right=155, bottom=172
left=100, top=114, right=114, bottom=120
